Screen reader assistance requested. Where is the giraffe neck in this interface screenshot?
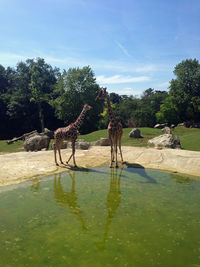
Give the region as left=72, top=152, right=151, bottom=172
left=106, top=95, right=117, bottom=123
left=73, top=108, right=87, bottom=129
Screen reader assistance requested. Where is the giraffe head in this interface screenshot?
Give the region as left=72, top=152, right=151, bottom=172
left=95, top=87, right=108, bottom=101
left=83, top=104, right=93, bottom=111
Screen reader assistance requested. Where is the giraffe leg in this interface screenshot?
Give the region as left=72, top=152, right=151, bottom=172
left=53, top=143, right=59, bottom=166
left=72, top=141, right=77, bottom=167
left=118, top=136, right=124, bottom=163
left=57, top=142, right=63, bottom=164
left=109, top=138, right=114, bottom=168
left=66, top=152, right=73, bottom=165
left=66, top=141, right=77, bottom=167
left=114, top=140, right=118, bottom=168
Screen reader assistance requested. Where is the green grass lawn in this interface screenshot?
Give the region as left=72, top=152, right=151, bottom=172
left=0, top=127, right=199, bottom=153
left=78, top=127, right=162, bottom=147
left=0, top=140, right=24, bottom=153
left=172, top=126, right=200, bottom=151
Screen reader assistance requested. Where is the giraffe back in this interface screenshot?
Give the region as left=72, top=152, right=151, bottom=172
left=54, top=124, right=78, bottom=143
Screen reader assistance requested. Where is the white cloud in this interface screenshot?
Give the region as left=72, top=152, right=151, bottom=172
left=96, top=75, right=150, bottom=85
left=156, top=81, right=170, bottom=88
left=135, top=64, right=157, bottom=73
left=0, top=51, right=87, bottom=69
left=0, top=52, right=27, bottom=66
left=115, top=41, right=130, bottom=57
left=117, top=87, right=133, bottom=95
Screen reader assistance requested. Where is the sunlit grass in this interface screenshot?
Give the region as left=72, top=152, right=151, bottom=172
left=79, top=127, right=162, bottom=147
left=1, top=127, right=200, bottom=153
left=79, top=127, right=200, bottom=150
left=0, top=140, right=24, bottom=154
left=172, top=126, right=200, bottom=151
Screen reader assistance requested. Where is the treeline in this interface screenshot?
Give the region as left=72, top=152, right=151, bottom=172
left=0, top=58, right=200, bottom=139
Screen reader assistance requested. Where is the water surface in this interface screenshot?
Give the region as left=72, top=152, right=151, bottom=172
left=0, top=167, right=200, bottom=266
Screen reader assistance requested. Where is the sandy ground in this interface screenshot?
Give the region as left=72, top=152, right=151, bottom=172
left=0, top=146, right=200, bottom=187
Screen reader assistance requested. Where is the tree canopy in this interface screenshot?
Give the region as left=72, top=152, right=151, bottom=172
left=53, top=66, right=102, bottom=134
left=156, top=58, right=200, bottom=124
left=0, top=57, right=199, bottom=139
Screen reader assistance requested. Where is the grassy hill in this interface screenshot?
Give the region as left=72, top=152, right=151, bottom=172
left=0, top=127, right=200, bottom=153
left=79, top=127, right=200, bottom=151
left=78, top=127, right=162, bottom=147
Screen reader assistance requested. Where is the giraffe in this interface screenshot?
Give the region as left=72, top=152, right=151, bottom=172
left=53, top=104, right=92, bottom=166
left=54, top=172, right=87, bottom=230
left=96, top=87, right=124, bottom=168
left=96, top=168, right=122, bottom=251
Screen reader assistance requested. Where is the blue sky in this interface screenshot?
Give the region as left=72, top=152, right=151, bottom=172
left=0, top=0, right=200, bottom=96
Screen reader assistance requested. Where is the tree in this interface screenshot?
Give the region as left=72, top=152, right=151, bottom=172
left=109, top=92, right=122, bottom=104
left=53, top=66, right=102, bottom=133
left=29, top=58, right=59, bottom=131
left=0, top=65, right=17, bottom=138
left=128, top=89, right=168, bottom=127
left=156, top=96, right=180, bottom=124
left=6, top=58, right=60, bottom=136
left=115, top=96, right=139, bottom=127
left=157, top=59, right=200, bottom=124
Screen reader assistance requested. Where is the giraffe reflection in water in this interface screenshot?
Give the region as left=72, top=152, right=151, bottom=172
left=31, top=178, right=40, bottom=192
left=54, top=171, right=87, bottom=230
left=96, top=167, right=123, bottom=251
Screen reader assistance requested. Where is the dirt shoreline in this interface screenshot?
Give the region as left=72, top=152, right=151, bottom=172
left=0, top=146, right=200, bottom=187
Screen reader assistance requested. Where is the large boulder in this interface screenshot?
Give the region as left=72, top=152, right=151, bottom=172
left=63, top=140, right=90, bottom=150
left=129, top=128, right=142, bottom=138
left=24, top=130, right=39, bottom=140
left=161, top=126, right=171, bottom=134
left=154, top=123, right=168, bottom=129
left=41, top=128, right=54, bottom=139
left=24, top=135, right=50, bottom=151
left=93, top=138, right=111, bottom=146
left=148, top=134, right=181, bottom=149
left=79, top=141, right=90, bottom=150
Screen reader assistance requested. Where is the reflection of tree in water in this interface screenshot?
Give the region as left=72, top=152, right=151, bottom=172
left=54, top=171, right=87, bottom=230
left=171, top=173, right=191, bottom=185
left=96, top=168, right=123, bottom=251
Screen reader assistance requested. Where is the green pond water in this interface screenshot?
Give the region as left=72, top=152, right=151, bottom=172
left=0, top=167, right=200, bottom=267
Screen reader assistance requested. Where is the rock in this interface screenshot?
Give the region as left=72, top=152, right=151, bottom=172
left=24, top=135, right=50, bottom=151
left=148, top=134, right=181, bottom=149
left=41, top=128, right=54, bottom=139
left=79, top=141, right=90, bottom=150
left=24, top=131, right=39, bottom=140
left=177, top=123, right=185, bottom=127
left=93, top=138, right=111, bottom=146
left=65, top=140, right=90, bottom=150
left=154, top=123, right=168, bottom=129
left=61, top=141, right=68, bottom=149
left=170, top=124, right=175, bottom=129
left=162, top=127, right=171, bottom=134
left=129, top=128, right=142, bottom=138
left=193, top=122, right=200, bottom=128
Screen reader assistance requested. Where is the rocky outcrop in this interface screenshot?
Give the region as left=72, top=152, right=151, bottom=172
left=178, top=121, right=200, bottom=128
left=129, top=128, right=142, bottom=138
left=24, top=135, right=50, bottom=151
left=92, top=138, right=111, bottom=146
left=41, top=128, right=54, bottom=139
left=148, top=134, right=181, bottom=149
left=23, top=128, right=54, bottom=151
left=161, top=127, right=172, bottom=134
left=79, top=141, right=90, bottom=150
left=154, top=123, right=168, bottom=129
left=58, top=140, right=90, bottom=150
